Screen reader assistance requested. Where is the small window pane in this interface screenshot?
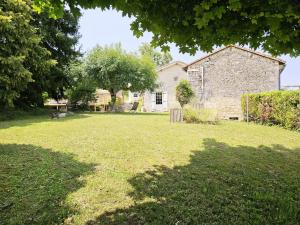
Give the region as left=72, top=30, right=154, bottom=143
left=156, top=92, right=162, bottom=105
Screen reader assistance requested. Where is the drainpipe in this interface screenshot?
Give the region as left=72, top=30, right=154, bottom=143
left=201, top=66, right=204, bottom=91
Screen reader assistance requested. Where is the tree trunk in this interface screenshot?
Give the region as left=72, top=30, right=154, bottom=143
left=109, top=89, right=117, bottom=111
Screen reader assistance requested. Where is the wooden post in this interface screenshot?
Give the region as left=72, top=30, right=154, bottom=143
left=170, top=108, right=183, bottom=123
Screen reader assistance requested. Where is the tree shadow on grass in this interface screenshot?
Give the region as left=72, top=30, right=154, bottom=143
left=87, top=139, right=300, bottom=225
left=0, top=112, right=168, bottom=130
left=0, top=114, right=89, bottom=130
left=0, top=144, right=94, bottom=225
left=86, top=112, right=169, bottom=116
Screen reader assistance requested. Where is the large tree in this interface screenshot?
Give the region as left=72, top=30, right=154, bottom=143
left=85, top=44, right=157, bottom=107
left=15, top=9, right=81, bottom=108
left=139, top=43, right=172, bottom=67
left=0, top=0, right=80, bottom=109
left=0, top=0, right=53, bottom=108
left=34, top=0, right=300, bottom=56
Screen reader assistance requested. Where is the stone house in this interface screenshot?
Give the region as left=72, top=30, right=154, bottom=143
left=184, top=45, right=285, bottom=120
left=143, top=45, right=285, bottom=119
left=143, top=61, right=187, bottom=112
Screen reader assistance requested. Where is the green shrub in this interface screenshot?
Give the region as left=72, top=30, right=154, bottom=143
left=183, top=106, right=218, bottom=124
left=176, top=80, right=194, bottom=108
left=241, top=90, right=300, bottom=130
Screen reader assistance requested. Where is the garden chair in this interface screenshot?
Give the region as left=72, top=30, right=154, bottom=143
left=130, top=102, right=139, bottom=112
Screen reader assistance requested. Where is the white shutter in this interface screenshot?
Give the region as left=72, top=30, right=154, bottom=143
left=162, top=91, right=168, bottom=111
left=151, top=92, right=156, bottom=111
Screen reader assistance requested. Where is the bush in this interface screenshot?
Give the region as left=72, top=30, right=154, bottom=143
left=176, top=80, right=194, bottom=108
left=241, top=90, right=300, bottom=130
left=183, top=106, right=218, bottom=124
left=67, top=86, right=96, bottom=108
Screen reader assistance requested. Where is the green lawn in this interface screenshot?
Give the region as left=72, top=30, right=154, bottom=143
left=0, top=113, right=300, bottom=225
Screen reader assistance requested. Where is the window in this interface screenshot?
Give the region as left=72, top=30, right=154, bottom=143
left=133, top=93, right=138, bottom=97
left=174, top=76, right=178, bottom=81
left=155, top=92, right=162, bottom=105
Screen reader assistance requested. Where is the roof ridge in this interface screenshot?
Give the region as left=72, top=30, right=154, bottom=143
left=157, top=61, right=187, bottom=72
left=230, top=45, right=285, bottom=64
left=183, top=45, right=285, bottom=70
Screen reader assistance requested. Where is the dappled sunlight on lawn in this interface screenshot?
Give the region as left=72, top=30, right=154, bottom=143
left=87, top=139, right=300, bottom=225
left=0, top=114, right=299, bottom=224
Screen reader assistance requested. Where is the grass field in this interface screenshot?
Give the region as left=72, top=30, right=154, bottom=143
left=0, top=113, right=300, bottom=225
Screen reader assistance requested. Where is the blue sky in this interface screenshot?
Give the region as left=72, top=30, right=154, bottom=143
left=79, top=9, right=300, bottom=86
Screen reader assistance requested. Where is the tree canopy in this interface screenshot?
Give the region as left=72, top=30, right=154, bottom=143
left=0, top=0, right=81, bottom=109
left=15, top=9, right=81, bottom=108
left=0, top=0, right=53, bottom=108
left=33, top=0, right=300, bottom=56
left=65, top=60, right=96, bottom=107
left=85, top=44, right=157, bottom=105
left=138, top=43, right=172, bottom=67
left=37, top=10, right=81, bottom=101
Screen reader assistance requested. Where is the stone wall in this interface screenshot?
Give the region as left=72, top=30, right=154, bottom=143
left=187, top=46, right=282, bottom=119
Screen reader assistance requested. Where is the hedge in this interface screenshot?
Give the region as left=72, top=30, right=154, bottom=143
left=241, top=90, right=300, bottom=131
